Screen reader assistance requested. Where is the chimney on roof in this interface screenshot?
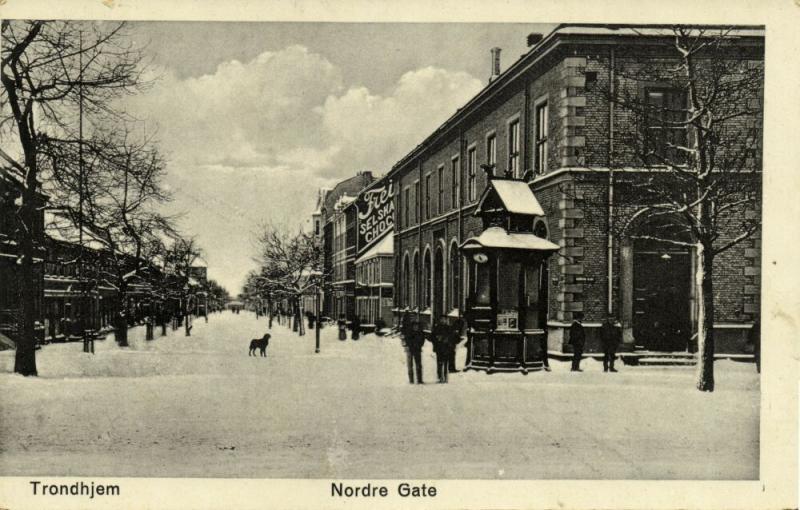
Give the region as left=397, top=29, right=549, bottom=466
left=527, top=33, right=543, bottom=46
left=489, top=47, right=502, bottom=82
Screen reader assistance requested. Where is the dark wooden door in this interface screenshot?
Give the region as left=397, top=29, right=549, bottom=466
left=633, top=247, right=691, bottom=351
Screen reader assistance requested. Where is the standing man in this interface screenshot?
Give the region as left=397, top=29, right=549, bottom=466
left=540, top=328, right=551, bottom=372
left=600, top=315, right=621, bottom=372
left=404, top=321, right=425, bottom=384
left=432, top=316, right=451, bottom=383
left=448, top=318, right=464, bottom=373
left=337, top=314, right=347, bottom=341
left=568, top=320, right=585, bottom=372
left=351, top=315, right=361, bottom=340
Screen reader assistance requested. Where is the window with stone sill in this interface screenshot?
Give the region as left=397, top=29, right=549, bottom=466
left=643, top=87, right=689, bottom=166
left=535, top=101, right=549, bottom=174
left=467, top=147, right=477, bottom=202
left=508, top=119, right=520, bottom=178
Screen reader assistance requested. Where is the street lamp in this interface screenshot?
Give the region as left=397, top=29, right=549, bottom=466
left=308, top=270, right=323, bottom=354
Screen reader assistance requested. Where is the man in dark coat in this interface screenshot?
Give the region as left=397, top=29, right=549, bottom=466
left=540, top=328, right=551, bottom=371
left=600, top=315, right=621, bottom=372
left=448, top=318, right=464, bottom=373
left=404, top=321, right=425, bottom=384
left=351, top=315, right=361, bottom=340
left=569, top=320, right=585, bottom=372
left=432, top=316, right=452, bottom=383
left=337, top=314, right=347, bottom=340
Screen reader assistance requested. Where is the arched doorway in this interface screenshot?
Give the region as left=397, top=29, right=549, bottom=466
left=434, top=245, right=445, bottom=319
left=449, top=241, right=460, bottom=311
left=623, top=214, right=693, bottom=352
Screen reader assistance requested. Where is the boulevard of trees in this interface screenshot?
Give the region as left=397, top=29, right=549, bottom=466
left=1, top=20, right=225, bottom=375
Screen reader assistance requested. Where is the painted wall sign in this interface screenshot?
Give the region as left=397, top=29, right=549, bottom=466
left=574, top=276, right=595, bottom=283
left=356, top=180, right=394, bottom=254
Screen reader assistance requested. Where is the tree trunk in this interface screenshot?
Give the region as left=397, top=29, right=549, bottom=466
left=14, top=171, right=39, bottom=375
left=297, top=297, right=305, bottom=336
left=115, top=283, right=129, bottom=347
left=292, top=299, right=300, bottom=333
left=14, top=229, right=38, bottom=376
left=695, top=242, right=715, bottom=392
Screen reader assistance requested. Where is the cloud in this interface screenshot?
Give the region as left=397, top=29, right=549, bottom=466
left=132, top=46, right=482, bottom=177
left=319, top=66, right=483, bottom=176
left=125, top=46, right=483, bottom=292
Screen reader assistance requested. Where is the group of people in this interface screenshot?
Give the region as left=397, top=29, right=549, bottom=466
left=568, top=316, right=622, bottom=372
left=337, top=315, right=362, bottom=340
left=401, top=313, right=464, bottom=384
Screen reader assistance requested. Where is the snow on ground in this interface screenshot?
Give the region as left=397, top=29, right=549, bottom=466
left=0, top=312, right=759, bottom=479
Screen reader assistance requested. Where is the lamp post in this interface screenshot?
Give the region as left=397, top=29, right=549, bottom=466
left=308, top=270, right=323, bottom=354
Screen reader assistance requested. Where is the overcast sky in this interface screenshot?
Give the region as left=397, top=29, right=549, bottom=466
left=122, top=21, right=555, bottom=294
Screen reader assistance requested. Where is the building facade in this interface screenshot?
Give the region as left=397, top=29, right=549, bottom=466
left=318, top=171, right=375, bottom=319
left=0, top=171, right=45, bottom=345
left=388, top=24, right=763, bottom=356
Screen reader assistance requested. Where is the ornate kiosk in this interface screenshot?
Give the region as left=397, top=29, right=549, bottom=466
left=460, top=177, right=558, bottom=373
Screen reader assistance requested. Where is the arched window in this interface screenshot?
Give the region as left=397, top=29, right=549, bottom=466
left=533, top=219, right=549, bottom=239
left=423, top=248, right=432, bottom=310
left=402, top=253, right=410, bottom=307
left=434, top=244, right=445, bottom=317
left=412, top=251, right=419, bottom=309
left=449, top=241, right=460, bottom=311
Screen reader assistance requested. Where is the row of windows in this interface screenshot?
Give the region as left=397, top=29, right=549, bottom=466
left=356, top=258, right=382, bottom=286
left=400, top=102, right=550, bottom=229
left=400, top=242, right=463, bottom=313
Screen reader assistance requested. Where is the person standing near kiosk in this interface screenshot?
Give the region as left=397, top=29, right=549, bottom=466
left=600, top=315, right=621, bottom=372
left=569, top=320, right=586, bottom=372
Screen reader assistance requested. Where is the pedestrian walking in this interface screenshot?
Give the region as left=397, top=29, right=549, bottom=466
left=432, top=316, right=451, bottom=383
left=404, top=321, right=425, bottom=384
left=351, top=315, right=361, bottom=340
left=448, top=318, right=464, bottom=373
left=749, top=317, right=760, bottom=373
left=568, top=320, right=585, bottom=372
left=337, top=314, right=347, bottom=341
left=600, top=315, right=621, bottom=372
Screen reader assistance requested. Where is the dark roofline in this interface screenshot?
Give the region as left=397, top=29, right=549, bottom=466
left=385, top=23, right=764, bottom=181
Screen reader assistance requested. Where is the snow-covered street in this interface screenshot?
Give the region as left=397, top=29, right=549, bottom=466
left=0, top=311, right=759, bottom=479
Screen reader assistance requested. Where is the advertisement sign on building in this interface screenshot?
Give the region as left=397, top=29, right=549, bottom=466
left=356, top=180, right=394, bottom=255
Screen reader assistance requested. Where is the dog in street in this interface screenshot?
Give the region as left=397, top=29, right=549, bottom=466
left=248, top=334, right=270, bottom=357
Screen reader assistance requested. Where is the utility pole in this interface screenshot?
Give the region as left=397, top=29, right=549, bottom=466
left=78, top=30, right=94, bottom=354
left=315, top=285, right=320, bottom=353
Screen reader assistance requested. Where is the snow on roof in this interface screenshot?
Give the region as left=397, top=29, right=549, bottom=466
left=45, top=212, right=107, bottom=251
left=553, top=25, right=764, bottom=38
left=460, top=227, right=559, bottom=252
left=355, top=231, right=394, bottom=264
left=479, top=179, right=545, bottom=216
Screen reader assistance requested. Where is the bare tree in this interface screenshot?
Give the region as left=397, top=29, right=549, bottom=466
left=592, top=26, right=763, bottom=391
left=255, top=224, right=325, bottom=336
left=1, top=20, right=147, bottom=375
left=165, top=234, right=203, bottom=336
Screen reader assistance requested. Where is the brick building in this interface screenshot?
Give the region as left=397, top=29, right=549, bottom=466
left=388, top=24, right=763, bottom=359
left=319, top=171, right=375, bottom=320
left=0, top=170, right=45, bottom=346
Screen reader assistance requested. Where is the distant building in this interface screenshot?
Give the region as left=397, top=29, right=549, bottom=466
left=0, top=170, right=45, bottom=345
left=317, top=171, right=375, bottom=319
